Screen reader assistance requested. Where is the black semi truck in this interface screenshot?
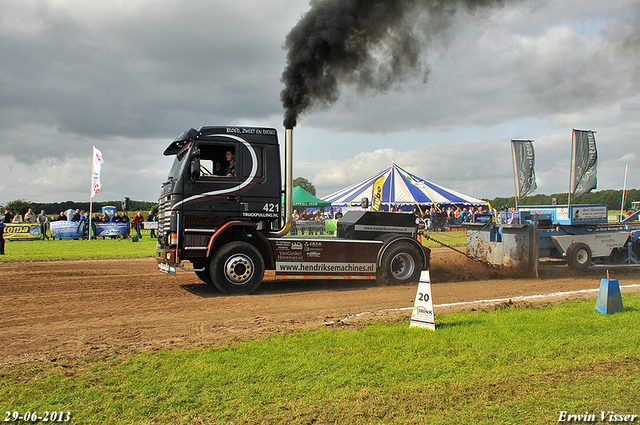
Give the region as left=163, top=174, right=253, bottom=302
left=156, top=126, right=430, bottom=294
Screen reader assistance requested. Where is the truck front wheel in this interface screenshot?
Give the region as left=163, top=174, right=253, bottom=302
left=378, top=242, right=422, bottom=285
left=194, top=266, right=213, bottom=285
left=566, top=242, right=592, bottom=271
left=210, top=241, right=265, bottom=294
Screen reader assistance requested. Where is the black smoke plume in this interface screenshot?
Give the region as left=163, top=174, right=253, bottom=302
left=281, top=0, right=505, bottom=129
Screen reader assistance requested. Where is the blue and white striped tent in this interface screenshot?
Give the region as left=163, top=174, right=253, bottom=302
left=322, top=164, right=487, bottom=208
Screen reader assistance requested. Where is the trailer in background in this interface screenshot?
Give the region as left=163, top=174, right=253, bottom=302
left=467, top=204, right=640, bottom=272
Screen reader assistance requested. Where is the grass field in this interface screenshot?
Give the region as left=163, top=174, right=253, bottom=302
left=1, top=295, right=638, bottom=424
left=1, top=227, right=638, bottom=423
left=0, top=236, right=157, bottom=261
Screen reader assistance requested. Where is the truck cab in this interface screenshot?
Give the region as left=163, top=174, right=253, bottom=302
left=157, top=125, right=430, bottom=294
left=157, top=126, right=281, bottom=272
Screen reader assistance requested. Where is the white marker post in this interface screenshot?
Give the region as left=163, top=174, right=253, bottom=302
left=410, top=270, right=436, bottom=330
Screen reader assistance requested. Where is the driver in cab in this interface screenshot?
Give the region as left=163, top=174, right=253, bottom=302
left=224, top=149, right=236, bottom=177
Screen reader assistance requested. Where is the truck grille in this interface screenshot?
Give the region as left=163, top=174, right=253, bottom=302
left=158, top=195, right=171, bottom=237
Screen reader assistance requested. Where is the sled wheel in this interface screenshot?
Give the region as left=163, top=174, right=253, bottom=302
left=566, top=242, right=592, bottom=271
left=379, top=242, right=422, bottom=285
left=210, top=241, right=264, bottom=294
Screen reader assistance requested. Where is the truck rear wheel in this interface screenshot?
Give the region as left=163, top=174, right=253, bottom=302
left=210, top=241, right=264, bottom=294
left=378, top=242, right=422, bottom=285
left=566, top=242, right=592, bottom=271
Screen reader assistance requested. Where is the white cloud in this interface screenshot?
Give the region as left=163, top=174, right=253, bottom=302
left=0, top=0, right=638, bottom=204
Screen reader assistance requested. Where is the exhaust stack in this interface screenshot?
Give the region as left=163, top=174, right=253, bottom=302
left=269, top=128, right=294, bottom=236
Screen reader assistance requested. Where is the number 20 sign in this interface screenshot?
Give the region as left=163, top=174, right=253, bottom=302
left=410, top=270, right=435, bottom=330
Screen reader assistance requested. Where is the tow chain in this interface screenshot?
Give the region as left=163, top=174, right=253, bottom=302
left=419, top=231, right=498, bottom=268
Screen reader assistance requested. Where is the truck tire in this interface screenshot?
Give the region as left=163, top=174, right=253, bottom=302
left=195, top=270, right=214, bottom=285
left=378, top=242, right=422, bottom=285
left=210, top=241, right=264, bottom=294
left=190, top=260, right=214, bottom=285
left=566, top=242, right=592, bottom=271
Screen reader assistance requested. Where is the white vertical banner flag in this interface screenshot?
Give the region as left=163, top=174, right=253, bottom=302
left=410, top=271, right=436, bottom=330
left=91, top=146, right=104, bottom=198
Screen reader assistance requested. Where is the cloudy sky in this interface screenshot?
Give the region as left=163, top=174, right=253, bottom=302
left=1, top=0, right=639, bottom=205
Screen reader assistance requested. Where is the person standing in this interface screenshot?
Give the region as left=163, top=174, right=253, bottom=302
left=0, top=221, right=4, bottom=255
left=2, top=208, right=12, bottom=224
left=0, top=207, right=4, bottom=254
left=79, top=211, right=89, bottom=238
left=91, top=213, right=101, bottom=239
left=131, top=211, right=144, bottom=239
left=37, top=210, right=49, bottom=240
left=146, top=211, right=157, bottom=238
left=24, top=208, right=37, bottom=223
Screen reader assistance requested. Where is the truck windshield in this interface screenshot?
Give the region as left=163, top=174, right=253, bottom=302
left=166, top=142, right=192, bottom=181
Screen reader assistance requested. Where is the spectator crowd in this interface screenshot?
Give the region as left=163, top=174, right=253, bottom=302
left=286, top=203, right=495, bottom=235
left=412, top=204, right=495, bottom=231
left=1, top=206, right=158, bottom=240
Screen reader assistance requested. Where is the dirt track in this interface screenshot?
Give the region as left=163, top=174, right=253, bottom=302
left=2, top=248, right=640, bottom=368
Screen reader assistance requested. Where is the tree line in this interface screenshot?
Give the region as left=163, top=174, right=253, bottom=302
left=292, top=176, right=640, bottom=212
left=487, top=189, right=640, bottom=212
left=4, top=188, right=639, bottom=218
left=3, top=199, right=158, bottom=217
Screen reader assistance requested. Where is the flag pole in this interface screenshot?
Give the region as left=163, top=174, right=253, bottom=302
left=89, top=146, right=94, bottom=240
left=620, top=164, right=629, bottom=223
left=568, top=129, right=575, bottom=208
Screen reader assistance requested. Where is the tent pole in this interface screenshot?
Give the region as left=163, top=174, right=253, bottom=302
left=391, top=162, right=395, bottom=211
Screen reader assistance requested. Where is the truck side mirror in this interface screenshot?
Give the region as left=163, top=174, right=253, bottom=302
left=361, top=197, right=369, bottom=209
left=189, top=157, right=200, bottom=180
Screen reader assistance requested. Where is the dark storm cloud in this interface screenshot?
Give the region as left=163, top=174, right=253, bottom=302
left=280, top=0, right=508, bottom=128
left=280, top=0, right=640, bottom=136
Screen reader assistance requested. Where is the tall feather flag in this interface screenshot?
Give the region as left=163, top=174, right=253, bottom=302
left=572, top=129, right=597, bottom=197
left=371, top=175, right=385, bottom=211
left=511, top=139, right=537, bottom=200
left=89, top=146, right=104, bottom=240
left=91, top=146, right=104, bottom=198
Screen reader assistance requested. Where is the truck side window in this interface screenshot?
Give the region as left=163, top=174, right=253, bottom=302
left=197, top=144, right=236, bottom=178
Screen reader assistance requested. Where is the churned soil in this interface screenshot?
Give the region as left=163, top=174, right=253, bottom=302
left=2, top=247, right=639, bottom=368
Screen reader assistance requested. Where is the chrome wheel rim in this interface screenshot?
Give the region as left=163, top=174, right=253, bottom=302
left=224, top=254, right=254, bottom=285
left=390, top=252, right=415, bottom=280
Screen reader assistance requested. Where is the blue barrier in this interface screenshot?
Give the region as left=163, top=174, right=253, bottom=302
left=595, top=278, right=624, bottom=315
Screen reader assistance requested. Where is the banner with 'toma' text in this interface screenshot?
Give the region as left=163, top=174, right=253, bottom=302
left=3, top=223, right=41, bottom=240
